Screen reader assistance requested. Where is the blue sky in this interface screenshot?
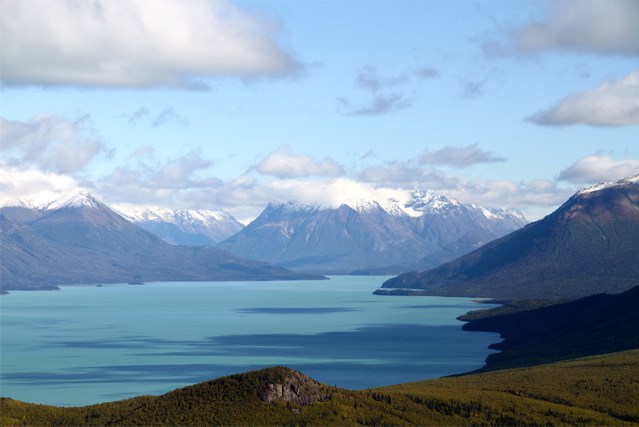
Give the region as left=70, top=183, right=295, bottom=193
left=1, top=0, right=638, bottom=222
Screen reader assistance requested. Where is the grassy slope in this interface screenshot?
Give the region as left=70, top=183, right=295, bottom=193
left=2, top=350, right=639, bottom=426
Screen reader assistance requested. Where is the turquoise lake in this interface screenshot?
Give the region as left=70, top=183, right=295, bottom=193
left=0, top=276, right=499, bottom=406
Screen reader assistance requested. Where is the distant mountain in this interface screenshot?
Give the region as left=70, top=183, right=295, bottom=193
left=0, top=192, right=320, bottom=291
left=217, top=192, right=526, bottom=274
left=380, top=175, right=639, bottom=299
left=118, top=207, right=244, bottom=246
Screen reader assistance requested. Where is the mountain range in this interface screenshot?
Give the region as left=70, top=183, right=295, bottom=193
left=217, top=191, right=527, bottom=274
left=0, top=193, right=318, bottom=291
left=1, top=189, right=526, bottom=289
left=380, top=174, right=639, bottom=299
left=117, top=207, right=244, bottom=246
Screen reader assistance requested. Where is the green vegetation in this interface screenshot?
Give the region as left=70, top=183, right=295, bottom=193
left=2, top=351, right=639, bottom=426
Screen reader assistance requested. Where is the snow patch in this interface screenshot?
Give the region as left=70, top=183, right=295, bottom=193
left=577, top=173, right=639, bottom=195
left=116, top=206, right=237, bottom=227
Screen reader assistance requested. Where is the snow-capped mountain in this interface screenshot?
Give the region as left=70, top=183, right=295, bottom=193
left=1, top=192, right=316, bottom=290
left=117, top=207, right=244, bottom=246
left=0, top=191, right=107, bottom=223
left=382, top=174, right=639, bottom=299
left=0, top=192, right=245, bottom=247
left=576, top=173, right=639, bottom=195
left=217, top=190, right=528, bottom=274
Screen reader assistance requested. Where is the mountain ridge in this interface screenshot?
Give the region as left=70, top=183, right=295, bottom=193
left=217, top=191, right=526, bottom=274
left=116, top=206, right=244, bottom=245
left=0, top=193, right=321, bottom=291
left=380, top=174, right=639, bottom=299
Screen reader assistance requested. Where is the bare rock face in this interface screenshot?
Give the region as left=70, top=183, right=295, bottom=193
left=261, top=369, right=328, bottom=405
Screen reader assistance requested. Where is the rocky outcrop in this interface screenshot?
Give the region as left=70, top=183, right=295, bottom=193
left=261, top=369, right=328, bottom=405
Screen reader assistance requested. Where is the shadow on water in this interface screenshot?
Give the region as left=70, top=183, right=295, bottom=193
left=3, top=324, right=499, bottom=391
left=235, top=307, right=360, bottom=314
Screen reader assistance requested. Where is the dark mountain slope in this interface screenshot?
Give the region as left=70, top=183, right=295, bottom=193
left=0, top=214, right=106, bottom=290
left=463, top=285, right=639, bottom=371
left=381, top=175, right=639, bottom=299
left=1, top=194, right=320, bottom=290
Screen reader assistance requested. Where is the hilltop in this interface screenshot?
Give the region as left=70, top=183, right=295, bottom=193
left=2, top=351, right=638, bottom=426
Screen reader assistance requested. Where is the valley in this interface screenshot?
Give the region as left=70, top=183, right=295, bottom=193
left=3, top=0, right=637, bottom=424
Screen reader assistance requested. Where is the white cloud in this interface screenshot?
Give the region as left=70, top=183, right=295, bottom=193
left=515, top=1, right=639, bottom=56
left=527, top=71, right=639, bottom=126
left=357, top=158, right=570, bottom=219
left=102, top=150, right=215, bottom=192
left=0, top=115, right=109, bottom=173
left=483, top=1, right=639, bottom=57
left=253, top=146, right=344, bottom=178
left=338, top=93, right=414, bottom=116
left=413, top=66, right=440, bottom=79
left=1, top=0, right=301, bottom=88
left=338, top=63, right=438, bottom=116
left=419, top=143, right=505, bottom=168
left=2, top=159, right=574, bottom=223
left=447, top=179, right=570, bottom=214
left=0, top=166, right=84, bottom=207
left=358, top=144, right=504, bottom=187
left=151, top=108, right=189, bottom=127
left=358, top=162, right=458, bottom=190
left=124, top=107, right=188, bottom=127
left=354, top=65, right=408, bottom=93
left=558, top=155, right=639, bottom=183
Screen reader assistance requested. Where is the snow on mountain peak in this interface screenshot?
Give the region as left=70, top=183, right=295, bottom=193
left=49, top=191, right=103, bottom=209
left=406, top=190, right=462, bottom=213
left=621, top=174, right=639, bottom=185
left=266, top=189, right=525, bottom=222
left=479, top=206, right=527, bottom=221
left=116, top=206, right=235, bottom=226
left=577, top=173, right=639, bottom=196
left=341, top=198, right=384, bottom=213
left=0, top=191, right=103, bottom=210
left=268, top=201, right=323, bottom=214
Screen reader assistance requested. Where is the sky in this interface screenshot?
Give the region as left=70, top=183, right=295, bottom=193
left=1, top=0, right=638, bottom=222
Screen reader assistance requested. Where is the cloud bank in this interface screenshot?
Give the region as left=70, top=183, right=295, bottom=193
left=420, top=143, right=505, bottom=168
left=0, top=115, right=109, bottom=173
left=483, top=1, right=639, bottom=57
left=527, top=71, right=639, bottom=127
left=558, top=155, right=639, bottom=183
left=253, top=147, right=344, bottom=178
left=0, top=167, right=84, bottom=207
left=1, top=0, right=301, bottom=88
left=2, top=137, right=631, bottom=222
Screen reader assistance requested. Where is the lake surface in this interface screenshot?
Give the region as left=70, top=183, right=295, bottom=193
left=0, top=276, right=499, bottom=406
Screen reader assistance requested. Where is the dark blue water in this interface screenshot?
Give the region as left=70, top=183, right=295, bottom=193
left=0, top=276, right=499, bottom=406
